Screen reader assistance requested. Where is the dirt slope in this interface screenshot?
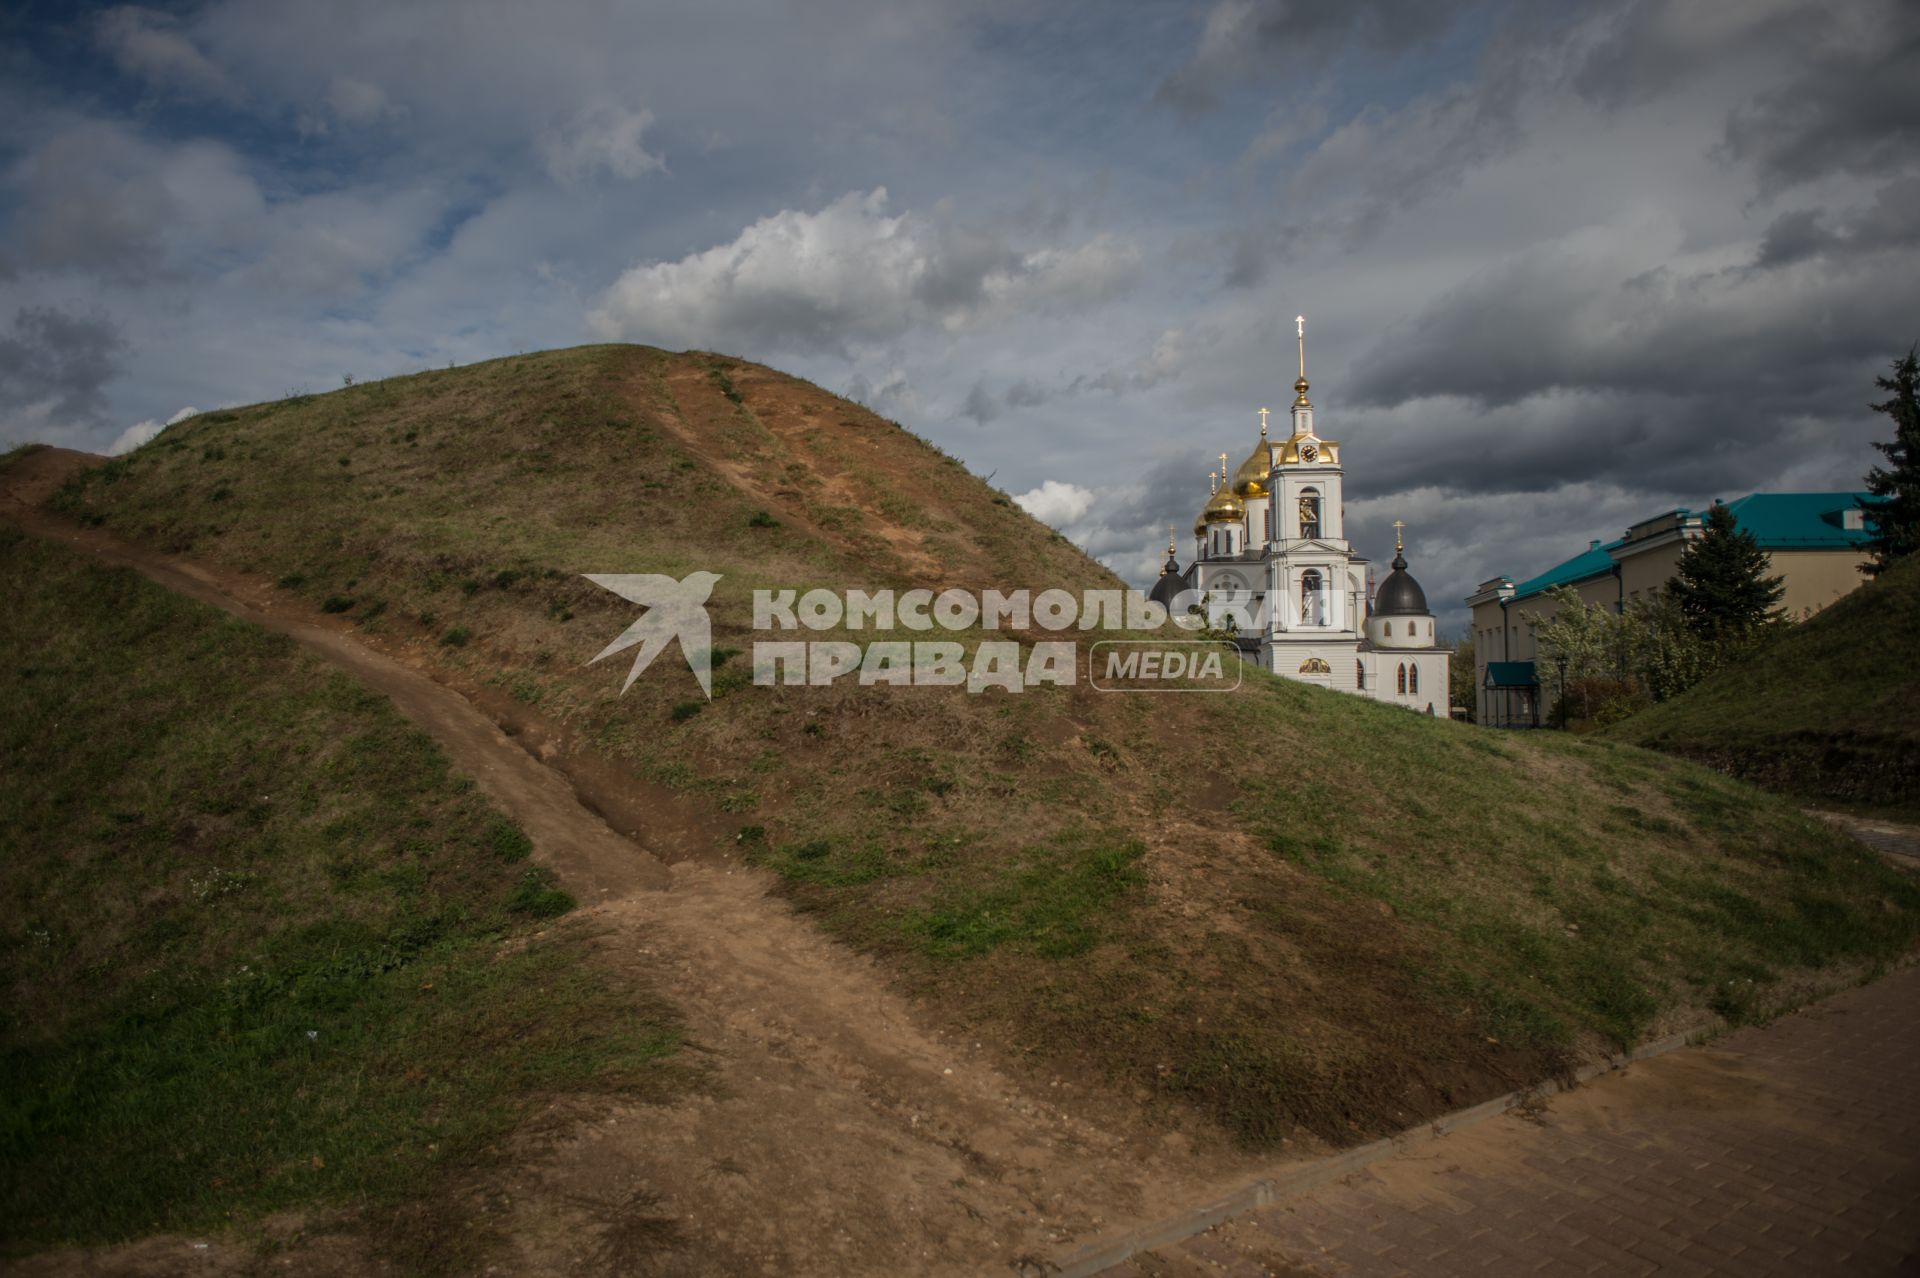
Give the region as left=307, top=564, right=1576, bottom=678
left=2, top=446, right=1260, bottom=1275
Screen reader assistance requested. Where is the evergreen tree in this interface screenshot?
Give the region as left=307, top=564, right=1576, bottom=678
left=1666, top=503, right=1784, bottom=639
left=1862, top=346, right=1920, bottom=575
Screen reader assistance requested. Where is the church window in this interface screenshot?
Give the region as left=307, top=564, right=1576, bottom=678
left=1384, top=621, right=1392, bottom=637
left=1300, top=569, right=1325, bottom=625
left=1410, top=664, right=1420, bottom=693
left=1397, top=664, right=1407, bottom=694
left=1298, top=487, right=1322, bottom=539
left=1356, top=660, right=1365, bottom=689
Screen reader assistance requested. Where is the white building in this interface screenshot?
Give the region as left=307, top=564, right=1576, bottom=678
left=1147, top=318, right=1449, bottom=714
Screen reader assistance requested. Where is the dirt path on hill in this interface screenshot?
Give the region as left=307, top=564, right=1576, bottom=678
left=1, top=447, right=1261, bottom=1277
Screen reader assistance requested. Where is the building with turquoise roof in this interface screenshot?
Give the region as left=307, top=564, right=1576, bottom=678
left=1465, top=493, right=1878, bottom=726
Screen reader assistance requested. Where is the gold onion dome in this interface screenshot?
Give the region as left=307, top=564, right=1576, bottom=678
left=1202, top=486, right=1245, bottom=523
left=1230, top=441, right=1273, bottom=498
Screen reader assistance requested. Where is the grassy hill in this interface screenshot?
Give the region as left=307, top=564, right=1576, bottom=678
left=1605, top=555, right=1920, bottom=815
left=41, top=344, right=1920, bottom=1152
left=0, top=524, right=690, bottom=1263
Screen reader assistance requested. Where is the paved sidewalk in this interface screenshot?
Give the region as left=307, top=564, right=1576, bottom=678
left=1109, top=963, right=1920, bottom=1277
left=1810, top=810, right=1920, bottom=864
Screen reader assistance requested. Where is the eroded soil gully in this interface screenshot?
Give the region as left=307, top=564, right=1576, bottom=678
left=2, top=449, right=1266, bottom=1276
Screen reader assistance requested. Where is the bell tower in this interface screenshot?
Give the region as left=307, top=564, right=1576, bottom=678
left=1269, top=315, right=1344, bottom=544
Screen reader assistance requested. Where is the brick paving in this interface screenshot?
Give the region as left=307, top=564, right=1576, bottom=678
left=1809, top=811, right=1920, bottom=864
left=1107, top=962, right=1920, bottom=1277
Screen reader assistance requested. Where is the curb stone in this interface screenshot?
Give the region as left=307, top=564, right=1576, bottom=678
left=1034, top=1023, right=1716, bottom=1278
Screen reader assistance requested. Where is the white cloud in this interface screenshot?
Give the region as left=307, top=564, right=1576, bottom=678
left=95, top=7, right=243, bottom=104
left=110, top=405, right=198, bottom=455
left=1014, top=479, right=1096, bottom=528
left=588, top=188, right=1142, bottom=356
left=540, top=102, right=663, bottom=184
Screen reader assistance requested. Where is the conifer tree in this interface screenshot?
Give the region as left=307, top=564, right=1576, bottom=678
left=1862, top=346, right=1920, bottom=575
left=1666, top=503, right=1784, bottom=639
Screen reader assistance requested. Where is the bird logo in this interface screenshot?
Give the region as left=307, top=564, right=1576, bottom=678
left=583, top=571, right=723, bottom=697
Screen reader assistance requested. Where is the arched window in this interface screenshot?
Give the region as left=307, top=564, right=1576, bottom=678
left=1300, top=569, right=1325, bottom=625
left=1397, top=663, right=1407, bottom=694
left=1356, top=659, right=1365, bottom=689
left=1384, top=621, right=1393, bottom=637
left=1298, top=487, right=1321, bottom=539
left=1410, top=664, right=1420, bottom=694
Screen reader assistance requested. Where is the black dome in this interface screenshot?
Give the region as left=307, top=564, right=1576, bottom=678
left=1148, top=568, right=1184, bottom=609
left=1373, top=551, right=1429, bottom=616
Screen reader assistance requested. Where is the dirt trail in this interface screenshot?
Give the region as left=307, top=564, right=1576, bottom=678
left=2, top=448, right=1260, bottom=1276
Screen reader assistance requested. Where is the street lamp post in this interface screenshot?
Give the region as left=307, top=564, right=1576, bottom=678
left=1555, top=653, right=1569, bottom=728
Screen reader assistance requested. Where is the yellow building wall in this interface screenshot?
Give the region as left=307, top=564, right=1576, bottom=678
left=1770, top=549, right=1873, bottom=620
left=1466, top=546, right=1869, bottom=723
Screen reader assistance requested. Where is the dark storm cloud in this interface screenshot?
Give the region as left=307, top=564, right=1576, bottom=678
left=1568, top=0, right=1816, bottom=110
left=1155, top=0, right=1475, bottom=114
left=1752, top=178, right=1920, bottom=271
left=0, top=306, right=127, bottom=429
left=1341, top=208, right=1920, bottom=501
left=1719, top=0, right=1920, bottom=192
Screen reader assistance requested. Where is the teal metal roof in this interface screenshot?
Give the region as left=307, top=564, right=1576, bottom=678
left=1504, top=491, right=1875, bottom=604
left=1721, top=492, right=1879, bottom=549
left=1485, top=661, right=1538, bottom=687
left=1510, top=539, right=1624, bottom=601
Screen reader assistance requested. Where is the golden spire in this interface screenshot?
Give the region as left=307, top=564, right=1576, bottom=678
left=1219, top=451, right=1229, bottom=481
left=1293, top=314, right=1312, bottom=408
left=1393, top=519, right=1406, bottom=553
left=1209, top=469, right=1218, bottom=495
left=1257, top=406, right=1270, bottom=437
left=1166, top=524, right=1176, bottom=555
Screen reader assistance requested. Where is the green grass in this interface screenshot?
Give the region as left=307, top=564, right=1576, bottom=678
left=1604, top=555, right=1920, bottom=814
left=0, top=530, right=690, bottom=1255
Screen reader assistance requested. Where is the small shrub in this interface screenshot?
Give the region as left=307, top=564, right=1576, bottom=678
left=748, top=510, right=780, bottom=529
left=439, top=626, right=470, bottom=648
left=509, top=867, right=573, bottom=918
left=671, top=701, right=703, bottom=722
left=275, top=573, right=307, bottom=589
left=487, top=818, right=534, bottom=863
left=320, top=595, right=355, bottom=614
left=493, top=569, right=521, bottom=589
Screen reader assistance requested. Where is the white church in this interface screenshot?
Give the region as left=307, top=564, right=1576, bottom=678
left=1147, top=318, right=1450, bottom=714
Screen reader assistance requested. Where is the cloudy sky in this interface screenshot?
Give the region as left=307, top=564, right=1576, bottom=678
left=3, top=0, right=1915, bottom=625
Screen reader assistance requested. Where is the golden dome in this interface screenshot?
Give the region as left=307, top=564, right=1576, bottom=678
left=1275, top=432, right=1340, bottom=466
left=1202, top=486, right=1245, bottom=523
left=1230, top=441, right=1275, bottom=498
